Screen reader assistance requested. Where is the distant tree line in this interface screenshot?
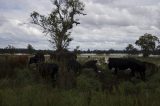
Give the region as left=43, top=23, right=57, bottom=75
left=1, top=33, right=160, bottom=56
left=0, top=48, right=53, bottom=55
left=78, top=49, right=140, bottom=54
left=0, top=44, right=53, bottom=54
left=1, top=47, right=159, bottom=55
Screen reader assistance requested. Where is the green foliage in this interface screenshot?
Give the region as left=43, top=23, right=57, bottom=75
left=27, top=44, right=35, bottom=54
left=125, top=44, right=137, bottom=55
left=135, top=33, right=159, bottom=57
left=31, top=0, right=86, bottom=51
left=4, top=45, right=16, bottom=54
left=126, top=44, right=134, bottom=51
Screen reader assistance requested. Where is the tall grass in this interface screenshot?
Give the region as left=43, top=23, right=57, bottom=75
left=0, top=85, right=160, bottom=106
left=0, top=55, right=29, bottom=79
left=0, top=55, right=160, bottom=106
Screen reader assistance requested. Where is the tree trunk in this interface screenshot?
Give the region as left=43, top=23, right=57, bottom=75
left=54, top=51, right=77, bottom=89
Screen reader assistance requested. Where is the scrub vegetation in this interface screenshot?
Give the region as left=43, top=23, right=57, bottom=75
left=0, top=54, right=160, bottom=106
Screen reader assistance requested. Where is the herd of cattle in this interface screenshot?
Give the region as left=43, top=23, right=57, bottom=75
left=29, top=53, right=99, bottom=80
left=28, top=53, right=158, bottom=81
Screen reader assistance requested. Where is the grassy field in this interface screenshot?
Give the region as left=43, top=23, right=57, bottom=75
left=0, top=54, right=160, bottom=106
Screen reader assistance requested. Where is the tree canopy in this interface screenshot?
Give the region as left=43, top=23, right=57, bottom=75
left=125, top=44, right=137, bottom=55
left=27, top=44, right=35, bottom=54
left=31, top=0, right=86, bottom=52
left=135, top=33, right=159, bottom=57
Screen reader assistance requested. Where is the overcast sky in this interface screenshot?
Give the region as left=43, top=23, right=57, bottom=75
left=0, top=0, right=160, bottom=50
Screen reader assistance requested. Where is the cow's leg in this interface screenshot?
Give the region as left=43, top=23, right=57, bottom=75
left=76, top=69, right=81, bottom=76
left=139, top=72, right=142, bottom=79
left=140, top=71, right=145, bottom=81
left=131, top=70, right=135, bottom=77
left=143, top=71, right=146, bottom=81
left=114, top=68, right=118, bottom=75
left=51, top=72, right=57, bottom=87
left=94, top=66, right=98, bottom=73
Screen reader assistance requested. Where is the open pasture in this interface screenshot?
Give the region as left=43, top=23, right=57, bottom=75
left=0, top=54, right=160, bottom=106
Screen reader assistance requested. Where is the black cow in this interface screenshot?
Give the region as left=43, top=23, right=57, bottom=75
left=67, top=59, right=82, bottom=75
left=38, top=63, right=59, bottom=81
left=108, top=58, right=131, bottom=74
left=108, top=58, right=146, bottom=80
left=83, top=60, right=99, bottom=73
left=67, top=59, right=99, bottom=75
left=35, top=52, right=45, bottom=62
left=143, top=61, right=158, bottom=76
left=29, top=56, right=39, bottom=64
left=29, top=52, right=45, bottom=65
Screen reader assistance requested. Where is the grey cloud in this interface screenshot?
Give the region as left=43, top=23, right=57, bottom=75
left=0, top=15, right=50, bottom=49
left=0, top=0, right=160, bottom=50
left=0, top=16, right=8, bottom=26
left=91, top=0, right=115, bottom=4
left=92, top=0, right=160, bottom=6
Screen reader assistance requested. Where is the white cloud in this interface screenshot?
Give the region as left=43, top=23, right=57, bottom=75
left=0, top=0, right=160, bottom=50
left=0, top=17, right=49, bottom=49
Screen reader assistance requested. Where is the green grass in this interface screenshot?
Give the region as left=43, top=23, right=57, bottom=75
left=0, top=55, right=160, bottom=106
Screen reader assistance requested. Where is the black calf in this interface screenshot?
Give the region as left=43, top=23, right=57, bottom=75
left=83, top=60, right=98, bottom=73
left=29, top=52, right=45, bottom=65
left=38, top=63, right=59, bottom=80
left=67, top=59, right=82, bottom=74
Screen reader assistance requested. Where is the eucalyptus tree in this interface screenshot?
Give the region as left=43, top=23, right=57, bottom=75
left=135, top=33, right=159, bottom=57
left=31, top=0, right=86, bottom=52
left=31, top=0, right=86, bottom=89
